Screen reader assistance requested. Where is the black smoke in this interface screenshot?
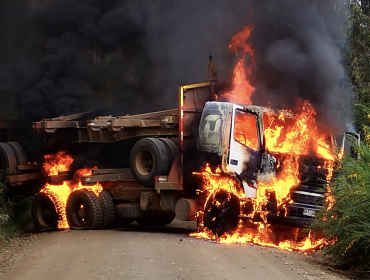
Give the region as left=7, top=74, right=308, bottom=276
left=0, top=0, right=352, bottom=135
left=0, top=0, right=250, bottom=122
left=245, top=0, right=352, bottom=134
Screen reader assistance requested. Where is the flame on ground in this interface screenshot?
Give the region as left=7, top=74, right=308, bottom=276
left=40, top=152, right=103, bottom=229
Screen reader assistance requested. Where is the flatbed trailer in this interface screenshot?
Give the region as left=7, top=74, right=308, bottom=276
left=2, top=80, right=232, bottom=231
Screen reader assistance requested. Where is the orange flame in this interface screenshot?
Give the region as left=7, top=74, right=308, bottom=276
left=191, top=162, right=335, bottom=252
left=43, top=151, right=73, bottom=176
left=40, top=152, right=103, bottom=229
left=193, top=24, right=337, bottom=251
left=221, top=26, right=255, bottom=105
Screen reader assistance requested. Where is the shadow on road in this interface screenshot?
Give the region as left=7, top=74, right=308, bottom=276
left=113, top=220, right=197, bottom=235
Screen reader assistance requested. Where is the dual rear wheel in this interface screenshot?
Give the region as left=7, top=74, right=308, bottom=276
left=32, top=189, right=115, bottom=231
left=32, top=137, right=178, bottom=231
left=0, top=142, right=28, bottom=183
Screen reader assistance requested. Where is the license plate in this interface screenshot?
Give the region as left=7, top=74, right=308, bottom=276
left=303, top=208, right=316, bottom=217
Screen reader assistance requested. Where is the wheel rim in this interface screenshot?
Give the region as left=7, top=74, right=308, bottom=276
left=36, top=202, right=54, bottom=228
left=0, top=156, right=6, bottom=181
left=204, top=190, right=240, bottom=236
left=71, top=202, right=88, bottom=226
left=135, top=148, right=154, bottom=176
left=77, top=205, right=86, bottom=222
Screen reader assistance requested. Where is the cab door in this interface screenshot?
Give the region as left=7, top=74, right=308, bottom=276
left=228, top=105, right=262, bottom=181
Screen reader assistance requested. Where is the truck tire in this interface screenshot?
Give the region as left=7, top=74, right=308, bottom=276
left=66, top=190, right=104, bottom=230
left=99, top=190, right=115, bottom=229
left=0, top=142, right=17, bottom=182
left=32, top=193, right=59, bottom=232
left=159, top=138, right=178, bottom=171
left=7, top=142, right=28, bottom=165
left=130, top=138, right=170, bottom=186
left=203, top=190, right=240, bottom=237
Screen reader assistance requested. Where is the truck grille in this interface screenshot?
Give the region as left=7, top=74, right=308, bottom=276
left=298, top=156, right=329, bottom=191
left=291, top=192, right=325, bottom=206
left=300, top=175, right=327, bottom=190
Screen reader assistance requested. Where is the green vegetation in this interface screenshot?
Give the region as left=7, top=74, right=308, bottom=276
left=349, top=1, right=370, bottom=134
left=313, top=2, right=370, bottom=276
left=315, top=143, right=370, bottom=272
left=0, top=185, right=32, bottom=242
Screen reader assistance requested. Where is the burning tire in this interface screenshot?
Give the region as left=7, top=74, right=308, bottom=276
left=99, top=190, right=115, bottom=229
left=159, top=138, right=178, bottom=172
left=7, top=142, right=28, bottom=165
left=0, top=142, right=17, bottom=182
left=203, top=190, right=241, bottom=237
left=130, top=138, right=170, bottom=186
left=32, top=193, right=59, bottom=232
left=66, top=190, right=104, bottom=230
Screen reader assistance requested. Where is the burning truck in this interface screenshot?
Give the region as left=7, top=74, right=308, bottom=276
left=0, top=17, right=359, bottom=251
left=0, top=63, right=357, bottom=244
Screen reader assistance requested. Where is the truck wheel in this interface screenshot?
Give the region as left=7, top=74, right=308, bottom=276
left=32, top=193, right=59, bottom=232
left=7, top=142, right=28, bottom=165
left=66, top=190, right=104, bottom=230
left=130, top=138, right=170, bottom=186
left=159, top=138, right=178, bottom=171
left=0, top=142, right=17, bottom=182
left=99, top=190, right=115, bottom=229
left=203, top=190, right=240, bottom=237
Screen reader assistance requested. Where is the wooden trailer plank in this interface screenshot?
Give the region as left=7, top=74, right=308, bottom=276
left=47, top=174, right=71, bottom=184
left=81, top=172, right=134, bottom=184
left=92, top=168, right=132, bottom=175
left=6, top=172, right=43, bottom=184
left=17, top=164, right=40, bottom=171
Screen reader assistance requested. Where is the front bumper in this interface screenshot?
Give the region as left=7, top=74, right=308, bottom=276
left=267, top=202, right=321, bottom=228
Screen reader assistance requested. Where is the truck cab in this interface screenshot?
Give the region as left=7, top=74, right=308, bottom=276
left=197, top=100, right=351, bottom=230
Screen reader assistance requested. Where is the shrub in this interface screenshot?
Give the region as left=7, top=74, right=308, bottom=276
left=0, top=185, right=32, bottom=241
left=315, top=142, right=370, bottom=271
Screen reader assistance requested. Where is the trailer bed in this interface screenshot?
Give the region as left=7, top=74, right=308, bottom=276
left=33, top=109, right=179, bottom=143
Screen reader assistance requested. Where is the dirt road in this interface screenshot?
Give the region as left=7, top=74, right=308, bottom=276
left=0, top=220, right=348, bottom=280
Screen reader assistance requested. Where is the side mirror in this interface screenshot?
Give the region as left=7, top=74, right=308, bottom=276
left=341, top=132, right=360, bottom=159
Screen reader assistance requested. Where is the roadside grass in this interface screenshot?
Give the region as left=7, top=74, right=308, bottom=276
left=0, top=241, right=10, bottom=253
left=0, top=184, right=32, bottom=243
left=314, top=142, right=370, bottom=277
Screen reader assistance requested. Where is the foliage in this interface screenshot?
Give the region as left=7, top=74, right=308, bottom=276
left=315, top=142, right=370, bottom=272
left=0, top=185, right=32, bottom=241
left=0, top=185, right=11, bottom=225
left=348, top=2, right=370, bottom=134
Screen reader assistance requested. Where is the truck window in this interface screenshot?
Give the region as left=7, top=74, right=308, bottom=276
left=202, top=114, right=222, bottom=146
left=233, top=110, right=258, bottom=150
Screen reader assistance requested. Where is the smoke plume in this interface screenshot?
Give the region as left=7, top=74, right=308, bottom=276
left=246, top=0, right=352, bottom=134
left=0, top=0, right=351, bottom=135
